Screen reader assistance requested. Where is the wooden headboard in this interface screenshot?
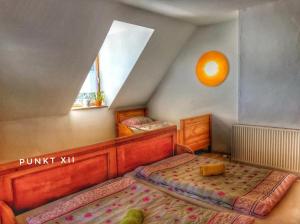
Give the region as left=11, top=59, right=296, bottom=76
left=179, top=114, right=211, bottom=152
left=115, top=108, right=147, bottom=124
left=0, top=126, right=177, bottom=220
left=116, top=126, right=177, bottom=175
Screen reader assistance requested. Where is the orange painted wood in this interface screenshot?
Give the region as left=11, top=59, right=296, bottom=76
left=0, top=141, right=118, bottom=206
left=0, top=139, right=115, bottom=176
left=118, top=123, right=135, bottom=137
left=115, top=108, right=147, bottom=136
left=0, top=142, right=117, bottom=213
left=0, top=201, right=16, bottom=224
left=6, top=151, right=114, bottom=212
left=116, top=126, right=177, bottom=175
left=178, top=114, right=211, bottom=152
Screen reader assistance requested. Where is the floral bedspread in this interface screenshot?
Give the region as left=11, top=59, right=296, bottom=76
left=135, top=154, right=298, bottom=217
left=26, top=177, right=254, bottom=224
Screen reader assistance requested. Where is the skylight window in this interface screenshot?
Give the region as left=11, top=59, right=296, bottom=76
left=73, top=56, right=104, bottom=109
left=73, top=20, right=154, bottom=109
left=100, top=20, right=154, bottom=106
left=80, top=63, right=98, bottom=94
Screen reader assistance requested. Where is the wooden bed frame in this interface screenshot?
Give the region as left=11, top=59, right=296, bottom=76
left=115, top=108, right=148, bottom=137
left=0, top=126, right=177, bottom=224
left=115, top=108, right=211, bottom=153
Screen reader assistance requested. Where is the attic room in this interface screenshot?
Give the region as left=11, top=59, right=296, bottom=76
left=0, top=0, right=300, bottom=224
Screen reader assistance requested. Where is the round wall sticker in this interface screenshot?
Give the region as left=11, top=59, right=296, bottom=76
left=196, top=51, right=229, bottom=87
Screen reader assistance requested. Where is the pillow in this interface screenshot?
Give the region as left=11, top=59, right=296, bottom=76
left=121, top=116, right=153, bottom=126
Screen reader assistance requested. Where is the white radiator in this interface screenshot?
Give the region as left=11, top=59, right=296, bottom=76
left=232, top=124, right=300, bottom=173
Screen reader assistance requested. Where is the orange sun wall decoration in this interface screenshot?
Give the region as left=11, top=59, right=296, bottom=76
left=196, top=51, right=229, bottom=87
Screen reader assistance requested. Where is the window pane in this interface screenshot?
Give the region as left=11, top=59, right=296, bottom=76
left=80, top=63, right=98, bottom=93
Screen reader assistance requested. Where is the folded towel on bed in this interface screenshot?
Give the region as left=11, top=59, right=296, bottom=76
left=120, top=209, right=144, bottom=224
left=200, top=162, right=225, bottom=176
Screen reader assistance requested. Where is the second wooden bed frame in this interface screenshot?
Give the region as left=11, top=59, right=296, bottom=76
left=115, top=108, right=212, bottom=152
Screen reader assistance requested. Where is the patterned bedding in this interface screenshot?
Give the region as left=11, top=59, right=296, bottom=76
left=130, top=121, right=173, bottom=132
left=134, top=154, right=298, bottom=217
left=24, top=177, right=254, bottom=224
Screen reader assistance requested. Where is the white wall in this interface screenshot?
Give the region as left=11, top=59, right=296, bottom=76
left=148, top=20, right=239, bottom=153
left=239, top=0, right=300, bottom=128
left=101, top=21, right=154, bottom=106
left=0, top=108, right=115, bottom=163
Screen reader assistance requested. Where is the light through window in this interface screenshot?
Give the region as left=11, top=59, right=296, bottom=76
left=73, top=56, right=104, bottom=108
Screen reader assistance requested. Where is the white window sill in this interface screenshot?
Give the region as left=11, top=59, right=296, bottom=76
left=71, top=105, right=107, bottom=111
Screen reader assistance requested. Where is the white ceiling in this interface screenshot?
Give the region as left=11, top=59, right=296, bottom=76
left=118, top=0, right=278, bottom=25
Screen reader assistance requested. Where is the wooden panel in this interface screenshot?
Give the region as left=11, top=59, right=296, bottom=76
left=179, top=114, right=211, bottom=152
left=14, top=153, right=109, bottom=211
left=116, top=126, right=177, bottom=175
left=0, top=140, right=115, bottom=176
left=0, top=145, right=117, bottom=213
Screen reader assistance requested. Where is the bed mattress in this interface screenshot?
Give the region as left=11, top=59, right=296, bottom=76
left=16, top=177, right=253, bottom=224
left=134, top=153, right=298, bottom=217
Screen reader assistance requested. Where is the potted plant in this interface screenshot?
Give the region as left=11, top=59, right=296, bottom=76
left=95, top=90, right=104, bottom=106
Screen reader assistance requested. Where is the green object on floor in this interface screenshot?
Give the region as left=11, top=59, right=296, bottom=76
left=119, top=209, right=144, bottom=224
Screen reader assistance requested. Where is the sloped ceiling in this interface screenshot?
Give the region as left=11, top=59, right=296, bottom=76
left=118, top=0, right=278, bottom=25
left=109, top=10, right=195, bottom=108
left=0, top=0, right=195, bottom=121
left=0, top=0, right=110, bottom=121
